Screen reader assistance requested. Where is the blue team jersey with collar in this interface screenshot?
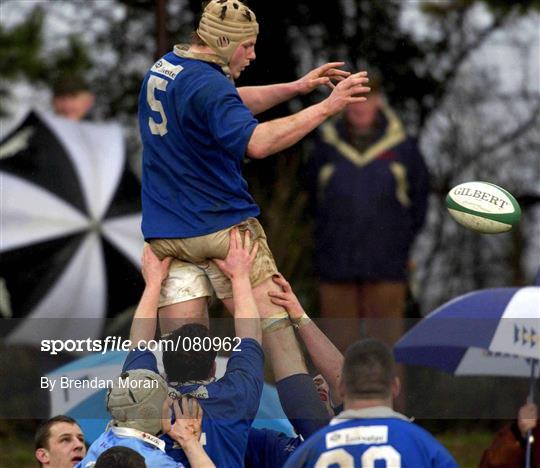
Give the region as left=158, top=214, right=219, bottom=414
left=122, top=338, right=264, bottom=467
left=139, top=49, right=260, bottom=239
left=283, top=409, right=458, bottom=468
left=77, top=428, right=182, bottom=468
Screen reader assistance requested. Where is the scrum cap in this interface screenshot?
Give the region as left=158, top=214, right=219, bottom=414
left=107, top=370, right=168, bottom=436
left=197, top=0, right=259, bottom=64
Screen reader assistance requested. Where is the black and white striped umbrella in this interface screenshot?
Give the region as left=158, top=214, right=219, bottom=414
left=0, top=110, right=144, bottom=343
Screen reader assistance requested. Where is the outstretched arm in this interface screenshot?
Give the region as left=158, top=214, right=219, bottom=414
left=269, top=274, right=344, bottom=405
left=237, top=62, right=350, bottom=115
left=214, top=228, right=262, bottom=344
left=246, top=72, right=370, bottom=159
left=129, top=245, right=171, bottom=347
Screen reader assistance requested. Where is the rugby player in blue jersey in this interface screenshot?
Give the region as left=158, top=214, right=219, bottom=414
left=138, top=0, right=371, bottom=430
left=124, top=229, right=265, bottom=466
left=139, top=0, right=371, bottom=454
left=283, top=339, right=458, bottom=468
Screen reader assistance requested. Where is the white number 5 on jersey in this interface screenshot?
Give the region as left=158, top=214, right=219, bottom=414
left=147, top=75, right=169, bottom=136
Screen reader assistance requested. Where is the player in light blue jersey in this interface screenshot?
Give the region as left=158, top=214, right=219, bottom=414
left=77, top=369, right=213, bottom=468
left=284, top=339, right=458, bottom=468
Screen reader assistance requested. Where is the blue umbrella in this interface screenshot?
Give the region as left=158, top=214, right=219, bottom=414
left=47, top=351, right=294, bottom=443
left=395, top=284, right=540, bottom=468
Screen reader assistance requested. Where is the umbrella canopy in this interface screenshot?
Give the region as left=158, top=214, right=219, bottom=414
left=395, top=286, right=540, bottom=375
left=395, top=284, right=540, bottom=468
left=47, top=351, right=295, bottom=443
left=0, top=110, right=144, bottom=343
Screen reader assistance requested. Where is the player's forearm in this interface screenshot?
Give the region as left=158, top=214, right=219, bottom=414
left=129, top=283, right=160, bottom=346
left=247, top=101, right=330, bottom=159
left=181, top=438, right=215, bottom=468
left=237, top=82, right=299, bottom=115
left=232, top=275, right=262, bottom=343
left=298, top=321, right=344, bottom=404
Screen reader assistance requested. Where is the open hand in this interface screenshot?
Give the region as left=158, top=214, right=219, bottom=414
left=323, top=71, right=370, bottom=116
left=268, top=273, right=305, bottom=321
left=164, top=396, right=204, bottom=447
left=141, top=244, right=172, bottom=289
left=296, top=62, right=351, bottom=95
left=213, top=228, right=259, bottom=279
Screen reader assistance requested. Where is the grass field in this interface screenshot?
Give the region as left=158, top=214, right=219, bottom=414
left=0, top=426, right=494, bottom=467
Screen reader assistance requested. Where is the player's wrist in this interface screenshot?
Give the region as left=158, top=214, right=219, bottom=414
left=291, top=78, right=305, bottom=96
left=231, top=273, right=251, bottom=287
left=144, top=281, right=162, bottom=294
left=178, top=436, right=203, bottom=453
left=290, top=311, right=311, bottom=329
left=318, top=100, right=333, bottom=119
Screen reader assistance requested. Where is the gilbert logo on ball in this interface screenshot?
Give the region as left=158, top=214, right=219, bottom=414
left=446, top=181, right=521, bottom=234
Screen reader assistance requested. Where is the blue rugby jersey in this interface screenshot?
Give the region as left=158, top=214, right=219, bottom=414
left=284, top=407, right=458, bottom=468
left=139, top=48, right=260, bottom=240
left=122, top=338, right=264, bottom=467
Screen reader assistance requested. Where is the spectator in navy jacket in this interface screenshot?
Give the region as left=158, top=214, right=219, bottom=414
left=307, top=73, right=429, bottom=352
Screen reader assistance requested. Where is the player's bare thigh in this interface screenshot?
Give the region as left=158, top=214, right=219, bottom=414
left=155, top=218, right=287, bottom=330
left=159, top=297, right=209, bottom=335
left=221, top=275, right=286, bottom=320
left=156, top=259, right=211, bottom=334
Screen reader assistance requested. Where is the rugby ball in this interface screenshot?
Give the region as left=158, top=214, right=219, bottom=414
left=446, top=181, right=521, bottom=234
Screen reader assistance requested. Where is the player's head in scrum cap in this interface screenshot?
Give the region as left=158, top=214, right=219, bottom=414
left=106, top=369, right=169, bottom=436
left=34, top=414, right=86, bottom=467
left=339, top=338, right=400, bottom=406
left=162, top=323, right=218, bottom=386
left=195, top=0, right=258, bottom=79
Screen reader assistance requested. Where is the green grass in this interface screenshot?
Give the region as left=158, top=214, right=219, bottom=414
left=0, top=435, right=36, bottom=468
left=438, top=429, right=493, bottom=467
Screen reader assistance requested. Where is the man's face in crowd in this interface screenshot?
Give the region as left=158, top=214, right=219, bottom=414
left=229, top=37, right=257, bottom=80
left=345, top=92, right=382, bottom=133
left=52, top=91, right=95, bottom=121
left=35, top=422, right=86, bottom=467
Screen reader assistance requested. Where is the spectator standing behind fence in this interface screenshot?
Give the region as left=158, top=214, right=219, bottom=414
left=306, top=74, right=430, bottom=351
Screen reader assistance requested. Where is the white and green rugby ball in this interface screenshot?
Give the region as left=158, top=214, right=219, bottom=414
left=446, top=181, right=521, bottom=234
